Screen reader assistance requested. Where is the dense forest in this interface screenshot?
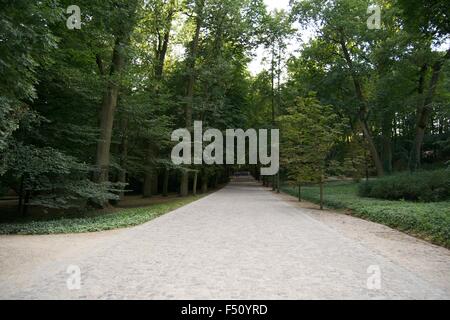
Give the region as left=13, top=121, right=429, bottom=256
left=0, top=0, right=449, bottom=216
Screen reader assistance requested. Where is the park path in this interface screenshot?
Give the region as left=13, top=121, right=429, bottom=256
left=1, top=178, right=449, bottom=299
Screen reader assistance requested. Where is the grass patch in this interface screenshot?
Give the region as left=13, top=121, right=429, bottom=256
left=0, top=194, right=205, bottom=235
left=282, top=182, right=450, bottom=248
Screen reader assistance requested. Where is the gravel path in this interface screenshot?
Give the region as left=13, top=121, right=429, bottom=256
left=1, top=179, right=449, bottom=299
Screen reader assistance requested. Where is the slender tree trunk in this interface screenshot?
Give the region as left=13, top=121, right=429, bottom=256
left=365, top=150, right=369, bottom=182
left=381, top=114, right=393, bottom=174
left=277, top=174, right=280, bottom=193
left=144, top=3, right=175, bottom=191
left=143, top=173, right=153, bottom=197
left=185, top=0, right=205, bottom=129
left=298, top=183, right=301, bottom=202
left=162, top=168, right=169, bottom=197
left=270, top=42, right=277, bottom=189
left=17, top=175, right=24, bottom=216
left=201, top=174, right=208, bottom=194
left=23, top=190, right=30, bottom=216
left=181, top=0, right=204, bottom=197
left=143, top=144, right=156, bottom=198
left=180, top=170, right=189, bottom=197
left=143, top=171, right=153, bottom=198
left=152, top=172, right=159, bottom=195
left=339, top=36, right=384, bottom=176
left=213, top=174, right=219, bottom=188
left=276, top=44, right=282, bottom=193
left=118, top=117, right=128, bottom=200
left=319, top=176, right=324, bottom=210
left=193, top=171, right=198, bottom=196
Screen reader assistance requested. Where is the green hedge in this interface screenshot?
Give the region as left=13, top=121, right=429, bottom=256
left=358, top=170, right=450, bottom=202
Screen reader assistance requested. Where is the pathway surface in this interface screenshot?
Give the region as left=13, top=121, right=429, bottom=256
left=1, top=178, right=449, bottom=299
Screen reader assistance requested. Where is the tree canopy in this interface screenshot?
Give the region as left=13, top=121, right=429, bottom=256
left=0, top=0, right=449, bottom=213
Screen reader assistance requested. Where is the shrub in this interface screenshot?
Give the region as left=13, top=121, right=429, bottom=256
left=3, top=143, right=123, bottom=210
left=358, top=170, right=450, bottom=202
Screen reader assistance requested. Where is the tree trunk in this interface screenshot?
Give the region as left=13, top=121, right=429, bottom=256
left=201, top=174, right=208, bottom=194
left=361, top=118, right=383, bottom=176
left=193, top=171, right=198, bottom=196
left=365, top=150, right=369, bottom=182
left=381, top=114, right=393, bottom=174
left=411, top=49, right=450, bottom=171
left=17, top=175, right=24, bottom=216
left=180, top=170, right=189, bottom=197
left=339, top=36, right=384, bottom=177
left=118, top=117, right=128, bottom=200
left=143, top=3, right=175, bottom=188
left=276, top=43, right=282, bottom=194
left=162, top=168, right=169, bottom=197
left=94, top=10, right=136, bottom=184
left=143, top=170, right=159, bottom=197
left=23, top=190, right=30, bottom=217
left=277, top=174, right=280, bottom=193
left=143, top=144, right=156, bottom=198
left=95, top=80, right=120, bottom=183
left=143, top=171, right=154, bottom=198
left=212, top=173, right=218, bottom=189
left=298, top=184, right=301, bottom=202
left=152, top=172, right=159, bottom=195
left=185, top=0, right=205, bottom=129
left=319, top=177, right=324, bottom=210
left=180, top=0, right=204, bottom=197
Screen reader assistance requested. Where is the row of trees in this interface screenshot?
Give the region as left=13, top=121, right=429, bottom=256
left=0, top=0, right=271, bottom=213
left=257, top=0, right=450, bottom=196
left=0, top=0, right=448, bottom=214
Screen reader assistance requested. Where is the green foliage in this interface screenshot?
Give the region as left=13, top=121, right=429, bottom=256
left=0, top=0, right=59, bottom=151
left=278, top=95, right=343, bottom=183
left=0, top=194, right=203, bottom=235
left=397, top=0, right=450, bottom=40
left=3, top=143, right=120, bottom=209
left=359, top=170, right=450, bottom=202
left=282, top=182, right=450, bottom=248
left=1, top=0, right=449, bottom=226
left=287, top=0, right=450, bottom=176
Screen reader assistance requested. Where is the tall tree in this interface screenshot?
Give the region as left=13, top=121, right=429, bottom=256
left=397, top=0, right=450, bottom=170
left=94, top=0, right=140, bottom=185
left=142, top=0, right=178, bottom=198
left=291, top=0, right=389, bottom=176
left=279, top=95, right=342, bottom=208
